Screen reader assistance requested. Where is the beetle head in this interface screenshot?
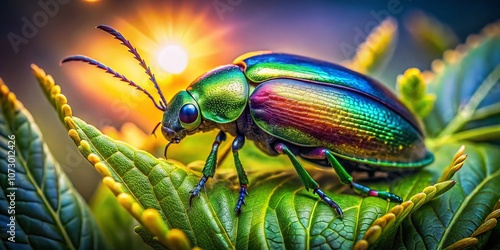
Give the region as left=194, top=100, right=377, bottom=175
left=61, top=25, right=205, bottom=158
left=161, top=90, right=202, bottom=144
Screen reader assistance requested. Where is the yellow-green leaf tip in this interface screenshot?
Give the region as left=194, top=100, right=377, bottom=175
left=347, top=18, right=397, bottom=74
left=141, top=209, right=191, bottom=249
left=438, top=145, right=466, bottom=183
left=431, top=21, right=500, bottom=77
left=397, top=68, right=426, bottom=99
left=396, top=68, right=435, bottom=118
left=167, top=229, right=192, bottom=250
left=405, top=11, right=459, bottom=55
left=364, top=225, right=382, bottom=244
left=445, top=198, right=500, bottom=248
left=117, top=193, right=144, bottom=221
left=32, top=64, right=73, bottom=121
left=355, top=146, right=464, bottom=249
left=353, top=239, right=368, bottom=250
left=142, top=209, right=169, bottom=245
left=443, top=237, right=479, bottom=250
left=0, top=78, right=21, bottom=110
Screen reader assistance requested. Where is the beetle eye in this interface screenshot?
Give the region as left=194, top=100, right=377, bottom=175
left=179, top=104, right=198, bottom=124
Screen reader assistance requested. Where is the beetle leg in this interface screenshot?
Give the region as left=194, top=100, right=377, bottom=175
left=274, top=143, right=343, bottom=217
left=189, top=131, right=226, bottom=206
left=232, top=135, right=249, bottom=214
left=302, top=148, right=403, bottom=203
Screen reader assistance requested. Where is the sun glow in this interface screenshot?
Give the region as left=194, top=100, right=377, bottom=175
left=158, top=45, right=188, bottom=74
left=65, top=2, right=238, bottom=128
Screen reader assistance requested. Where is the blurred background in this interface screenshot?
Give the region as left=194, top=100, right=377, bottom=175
left=0, top=0, right=499, bottom=200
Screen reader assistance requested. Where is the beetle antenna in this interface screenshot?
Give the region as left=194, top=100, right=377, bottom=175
left=61, top=55, right=166, bottom=111
left=96, top=25, right=168, bottom=110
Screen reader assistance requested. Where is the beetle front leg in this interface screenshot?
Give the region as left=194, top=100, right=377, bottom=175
left=232, top=135, right=249, bottom=214
left=189, top=131, right=226, bottom=205
left=274, top=143, right=343, bottom=217
left=303, top=148, right=403, bottom=203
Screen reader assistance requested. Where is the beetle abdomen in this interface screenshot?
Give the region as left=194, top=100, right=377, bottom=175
left=249, top=79, right=433, bottom=168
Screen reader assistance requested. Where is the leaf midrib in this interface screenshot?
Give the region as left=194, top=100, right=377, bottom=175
left=259, top=175, right=294, bottom=249
left=437, top=65, right=500, bottom=139
left=14, top=117, right=76, bottom=250
left=305, top=189, right=320, bottom=250
left=202, top=180, right=236, bottom=249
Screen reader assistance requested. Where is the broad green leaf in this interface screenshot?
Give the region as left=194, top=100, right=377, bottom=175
left=0, top=79, right=106, bottom=249
left=425, top=21, right=500, bottom=144
left=359, top=21, right=500, bottom=249
left=34, top=65, right=460, bottom=249
left=372, top=143, right=500, bottom=249
left=353, top=144, right=466, bottom=249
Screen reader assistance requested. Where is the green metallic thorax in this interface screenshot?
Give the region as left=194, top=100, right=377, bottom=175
left=187, top=65, right=249, bottom=124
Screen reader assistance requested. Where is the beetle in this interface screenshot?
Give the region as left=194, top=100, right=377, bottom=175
left=63, top=25, right=434, bottom=217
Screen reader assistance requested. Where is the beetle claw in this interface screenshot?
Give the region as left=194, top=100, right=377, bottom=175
left=234, top=184, right=248, bottom=215
left=189, top=176, right=209, bottom=206
left=313, top=187, right=343, bottom=218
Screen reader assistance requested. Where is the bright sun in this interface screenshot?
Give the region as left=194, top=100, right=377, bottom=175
left=157, top=45, right=188, bottom=74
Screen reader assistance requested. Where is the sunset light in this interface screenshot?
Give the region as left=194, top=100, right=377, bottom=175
left=157, top=45, right=188, bottom=74
left=64, top=2, right=237, bottom=128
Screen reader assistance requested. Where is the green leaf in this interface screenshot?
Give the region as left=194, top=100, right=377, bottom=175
left=425, top=21, right=500, bottom=145
left=359, top=21, right=500, bottom=249
left=33, top=65, right=460, bottom=249
left=385, top=143, right=500, bottom=249
left=0, top=79, right=106, bottom=249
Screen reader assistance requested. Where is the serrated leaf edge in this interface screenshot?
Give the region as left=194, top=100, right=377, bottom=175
left=353, top=145, right=466, bottom=249
left=442, top=198, right=500, bottom=250
left=428, top=21, right=500, bottom=78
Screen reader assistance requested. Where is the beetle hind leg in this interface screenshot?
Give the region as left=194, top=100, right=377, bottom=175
left=302, top=148, right=402, bottom=203
left=274, top=143, right=343, bottom=218
left=350, top=182, right=402, bottom=202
